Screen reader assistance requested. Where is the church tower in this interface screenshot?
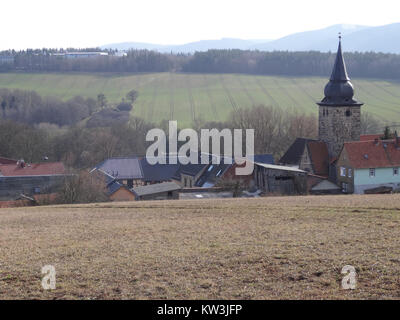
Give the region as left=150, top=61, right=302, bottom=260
left=317, top=35, right=363, bottom=158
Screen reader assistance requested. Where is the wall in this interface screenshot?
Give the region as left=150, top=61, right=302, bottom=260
left=319, top=105, right=361, bottom=158
left=336, top=148, right=354, bottom=193
left=0, top=175, right=65, bottom=201
left=138, top=190, right=179, bottom=201
left=299, top=146, right=313, bottom=173
left=109, top=188, right=136, bottom=202
left=354, top=167, right=400, bottom=194
left=255, top=165, right=307, bottom=195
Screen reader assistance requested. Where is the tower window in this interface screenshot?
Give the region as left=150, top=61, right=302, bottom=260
left=345, top=110, right=352, bottom=117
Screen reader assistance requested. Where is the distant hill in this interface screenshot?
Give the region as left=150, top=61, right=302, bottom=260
left=252, top=24, right=369, bottom=52
left=101, top=23, right=400, bottom=53
left=101, top=38, right=271, bottom=53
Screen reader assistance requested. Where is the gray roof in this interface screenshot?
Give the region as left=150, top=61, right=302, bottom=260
left=95, top=157, right=143, bottom=180
left=255, top=162, right=306, bottom=173
left=179, top=191, right=233, bottom=200
left=311, top=179, right=341, bottom=191
left=318, top=37, right=363, bottom=107
left=132, top=182, right=181, bottom=197
left=279, top=138, right=315, bottom=165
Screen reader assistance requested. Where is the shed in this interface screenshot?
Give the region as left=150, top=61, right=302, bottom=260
left=132, top=182, right=181, bottom=201
left=254, top=162, right=307, bottom=195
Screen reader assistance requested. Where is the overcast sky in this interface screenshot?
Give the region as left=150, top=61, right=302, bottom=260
left=1, top=0, right=398, bottom=50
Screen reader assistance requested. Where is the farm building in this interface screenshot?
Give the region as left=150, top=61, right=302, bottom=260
left=52, top=52, right=108, bottom=59
left=132, top=182, right=181, bottom=201
left=254, top=163, right=307, bottom=195
left=0, top=160, right=67, bottom=203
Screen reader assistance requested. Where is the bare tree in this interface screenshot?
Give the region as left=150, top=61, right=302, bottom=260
left=55, top=171, right=109, bottom=204
left=361, top=111, right=383, bottom=134
left=126, top=89, right=138, bottom=104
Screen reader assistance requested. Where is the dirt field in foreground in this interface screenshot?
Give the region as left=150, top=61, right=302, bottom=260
left=0, top=194, right=400, bottom=299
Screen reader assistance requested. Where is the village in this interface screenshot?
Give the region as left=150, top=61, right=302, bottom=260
left=0, top=37, right=399, bottom=207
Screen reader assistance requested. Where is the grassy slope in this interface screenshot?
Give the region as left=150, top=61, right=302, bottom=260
left=0, top=194, right=400, bottom=299
left=0, top=72, right=399, bottom=126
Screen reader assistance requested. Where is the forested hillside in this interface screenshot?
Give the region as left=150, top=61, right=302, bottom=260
left=2, top=49, right=400, bottom=79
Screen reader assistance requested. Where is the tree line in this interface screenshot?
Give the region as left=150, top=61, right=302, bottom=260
left=0, top=88, right=138, bottom=127
left=0, top=105, right=383, bottom=170
left=2, top=48, right=400, bottom=79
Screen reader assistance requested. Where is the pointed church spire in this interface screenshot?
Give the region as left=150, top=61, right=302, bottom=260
left=330, top=33, right=350, bottom=81
left=317, top=35, right=362, bottom=107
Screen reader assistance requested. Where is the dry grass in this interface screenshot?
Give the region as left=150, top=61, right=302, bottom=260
left=1, top=194, right=400, bottom=300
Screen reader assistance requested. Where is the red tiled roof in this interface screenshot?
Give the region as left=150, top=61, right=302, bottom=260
left=344, top=139, right=400, bottom=169
left=0, top=162, right=66, bottom=177
left=359, top=134, right=383, bottom=141
left=0, top=157, right=17, bottom=165
left=307, top=141, right=329, bottom=177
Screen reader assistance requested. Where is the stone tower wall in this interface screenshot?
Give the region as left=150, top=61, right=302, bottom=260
left=318, top=106, right=361, bottom=158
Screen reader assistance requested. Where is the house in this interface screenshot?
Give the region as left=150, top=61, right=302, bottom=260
left=132, top=182, right=181, bottom=201
left=336, top=138, right=400, bottom=194
left=254, top=162, right=308, bottom=195
left=279, top=138, right=329, bottom=177
left=0, top=160, right=67, bottom=202
left=91, top=169, right=136, bottom=202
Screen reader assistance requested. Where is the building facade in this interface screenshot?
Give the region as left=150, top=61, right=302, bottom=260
left=336, top=138, right=400, bottom=194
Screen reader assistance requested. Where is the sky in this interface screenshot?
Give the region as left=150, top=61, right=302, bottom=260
left=1, top=0, right=399, bottom=50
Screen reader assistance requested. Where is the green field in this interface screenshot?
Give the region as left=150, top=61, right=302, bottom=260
left=0, top=72, right=399, bottom=126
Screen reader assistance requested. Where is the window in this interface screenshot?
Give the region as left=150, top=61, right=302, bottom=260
left=342, top=182, right=348, bottom=193
left=369, top=168, right=376, bottom=177
left=207, top=165, right=214, bottom=172
left=216, top=169, right=222, bottom=177
left=394, top=168, right=399, bottom=176
left=348, top=168, right=352, bottom=178
left=340, top=167, right=346, bottom=177
left=34, top=187, right=41, bottom=193
left=345, top=110, right=352, bottom=117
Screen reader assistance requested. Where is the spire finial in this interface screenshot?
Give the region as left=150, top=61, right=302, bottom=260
left=338, top=32, right=342, bottom=41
